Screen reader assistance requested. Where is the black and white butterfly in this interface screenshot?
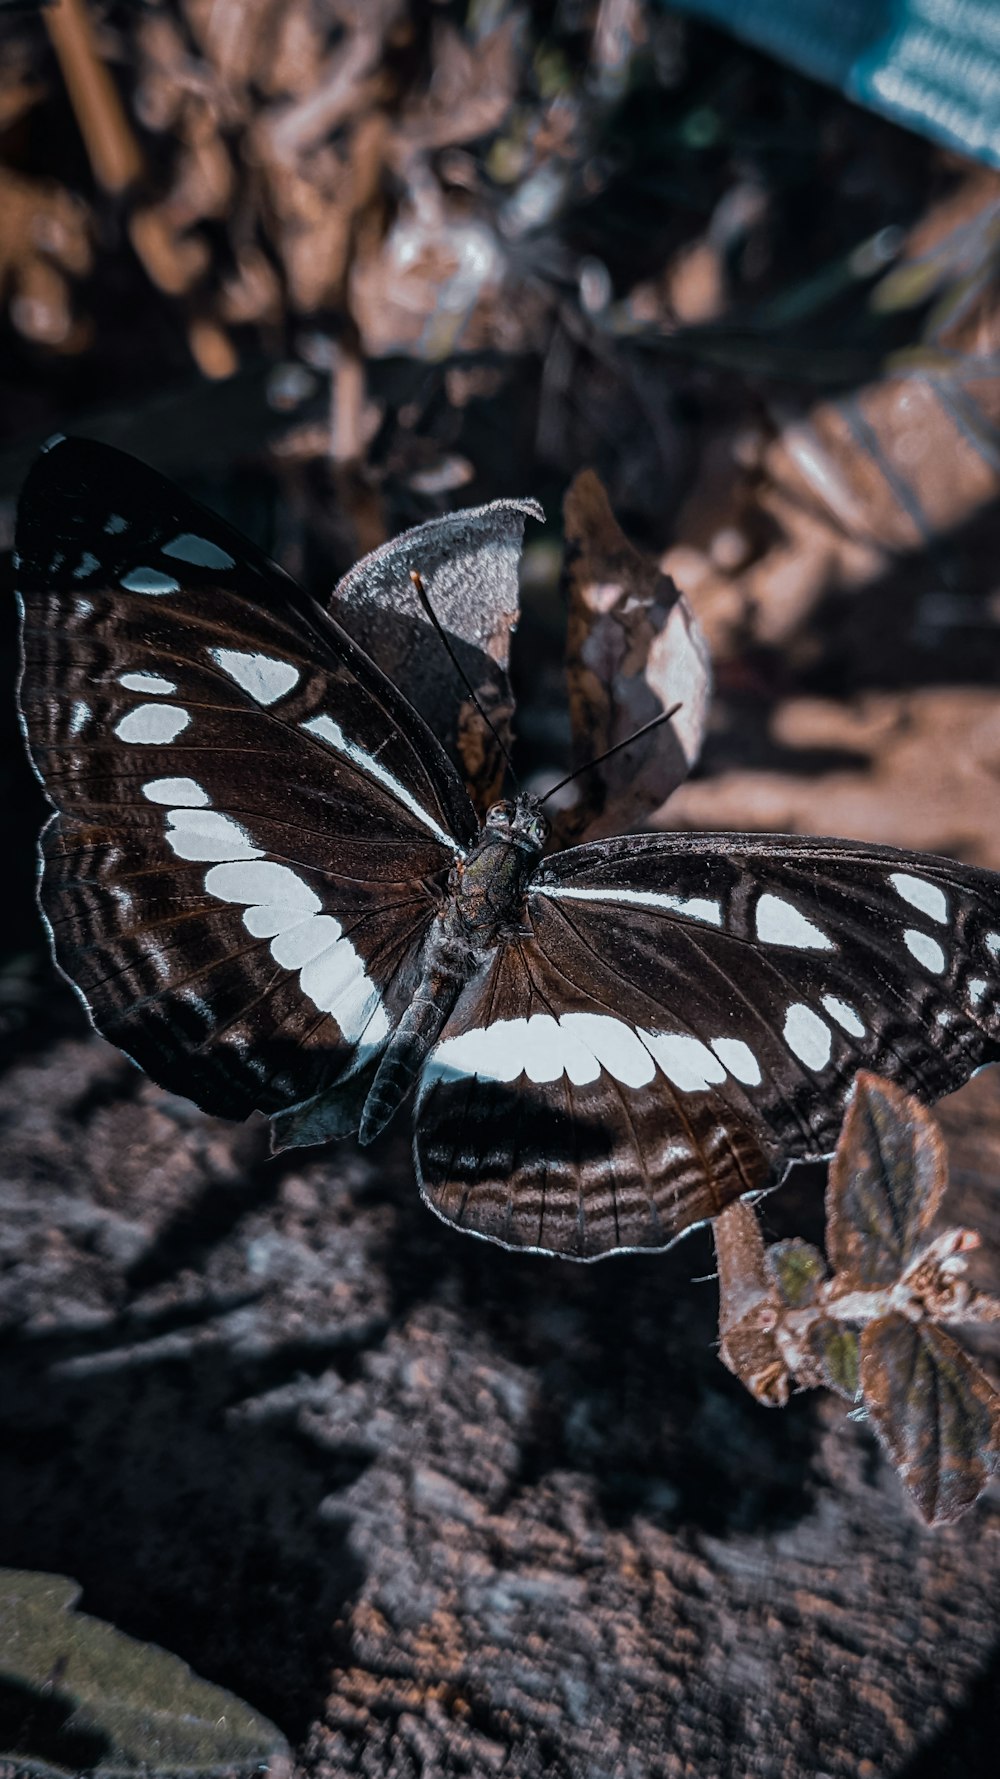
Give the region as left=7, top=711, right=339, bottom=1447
left=15, top=436, right=1000, bottom=1260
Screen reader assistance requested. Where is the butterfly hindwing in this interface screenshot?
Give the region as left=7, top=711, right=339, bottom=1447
left=414, top=935, right=775, bottom=1258
left=16, top=436, right=476, bottom=1118
left=415, top=833, right=1000, bottom=1258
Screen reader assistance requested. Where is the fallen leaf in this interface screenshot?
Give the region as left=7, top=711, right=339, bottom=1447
left=662, top=169, right=1000, bottom=666
left=557, top=468, right=711, bottom=844
left=0, top=1567, right=290, bottom=1777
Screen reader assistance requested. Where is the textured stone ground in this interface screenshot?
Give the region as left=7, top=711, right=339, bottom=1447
left=1, top=998, right=998, bottom=1777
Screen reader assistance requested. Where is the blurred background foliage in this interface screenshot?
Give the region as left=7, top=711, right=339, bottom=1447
left=1, top=0, right=999, bottom=1010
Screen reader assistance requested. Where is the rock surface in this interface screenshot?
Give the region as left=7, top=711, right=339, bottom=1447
left=1, top=994, right=998, bottom=1777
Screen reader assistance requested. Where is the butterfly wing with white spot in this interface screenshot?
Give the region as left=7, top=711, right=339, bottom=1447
left=16, top=436, right=477, bottom=1119
left=415, top=832, right=1000, bottom=1258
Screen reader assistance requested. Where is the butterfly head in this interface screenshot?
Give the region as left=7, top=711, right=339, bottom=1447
left=484, top=796, right=548, bottom=856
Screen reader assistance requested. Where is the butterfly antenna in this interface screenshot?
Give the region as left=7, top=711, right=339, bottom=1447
left=537, top=702, right=683, bottom=807
left=409, top=569, right=519, bottom=789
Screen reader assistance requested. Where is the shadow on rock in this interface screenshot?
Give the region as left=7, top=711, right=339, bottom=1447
left=376, top=1153, right=823, bottom=1541
left=0, top=1308, right=375, bottom=1743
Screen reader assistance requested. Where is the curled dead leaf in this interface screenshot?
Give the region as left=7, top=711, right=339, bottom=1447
left=556, top=469, right=711, bottom=845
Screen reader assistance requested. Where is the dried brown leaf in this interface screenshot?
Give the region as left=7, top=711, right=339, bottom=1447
left=556, top=470, right=711, bottom=845
left=400, top=19, right=519, bottom=154
left=827, top=1073, right=949, bottom=1290
left=44, top=0, right=145, bottom=195
left=860, top=1315, right=1000, bottom=1525
left=0, top=168, right=92, bottom=349
left=348, top=169, right=525, bottom=361
left=661, top=169, right=1000, bottom=677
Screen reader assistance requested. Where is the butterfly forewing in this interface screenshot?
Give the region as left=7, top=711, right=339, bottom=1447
left=17, top=437, right=475, bottom=1118
left=415, top=832, right=1000, bottom=1258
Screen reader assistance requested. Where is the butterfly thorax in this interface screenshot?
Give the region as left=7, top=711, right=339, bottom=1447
left=453, top=796, right=548, bottom=941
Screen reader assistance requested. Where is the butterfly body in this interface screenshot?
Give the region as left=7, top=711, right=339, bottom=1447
left=452, top=797, right=548, bottom=938
left=16, top=437, right=1000, bottom=1261
left=359, top=796, right=547, bottom=1142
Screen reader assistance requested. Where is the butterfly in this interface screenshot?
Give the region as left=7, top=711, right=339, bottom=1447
left=15, top=436, right=1000, bottom=1261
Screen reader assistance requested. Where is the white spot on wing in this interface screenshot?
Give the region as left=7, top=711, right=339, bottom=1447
left=821, top=994, right=866, bottom=1037
left=73, top=551, right=100, bottom=580
left=904, top=929, right=946, bottom=973
left=206, top=861, right=318, bottom=910
left=783, top=1003, right=833, bottom=1070
left=518, top=1014, right=568, bottom=1084
left=709, top=1037, right=762, bottom=1085
left=69, top=700, right=89, bottom=737
left=425, top=1014, right=765, bottom=1095
left=104, top=514, right=127, bottom=535
left=986, top=933, right=1000, bottom=958
left=203, top=858, right=388, bottom=1050
left=121, top=567, right=181, bottom=596
left=242, top=904, right=310, bottom=938
left=120, top=671, right=177, bottom=694
left=143, top=776, right=208, bottom=806
left=163, top=533, right=235, bottom=569
left=640, top=1031, right=726, bottom=1092
left=302, top=713, right=460, bottom=853
left=115, top=703, right=190, bottom=744
left=890, top=872, right=948, bottom=924
left=755, top=893, right=832, bottom=951
left=540, top=884, right=723, bottom=925
left=565, top=1014, right=656, bottom=1087
left=425, top=1013, right=649, bottom=1089
left=270, top=914, right=343, bottom=969
left=968, top=977, right=988, bottom=1006
left=209, top=647, right=300, bottom=706
left=164, top=809, right=262, bottom=862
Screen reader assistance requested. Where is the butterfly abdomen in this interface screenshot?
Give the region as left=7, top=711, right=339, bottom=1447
left=358, top=919, right=474, bottom=1144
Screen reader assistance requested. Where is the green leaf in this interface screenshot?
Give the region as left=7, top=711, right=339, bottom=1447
left=859, top=1317, right=1000, bottom=1526
left=766, top=1238, right=827, bottom=1308
left=0, top=1569, right=290, bottom=1778
left=827, top=1073, right=948, bottom=1288
left=811, top=1323, right=861, bottom=1401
